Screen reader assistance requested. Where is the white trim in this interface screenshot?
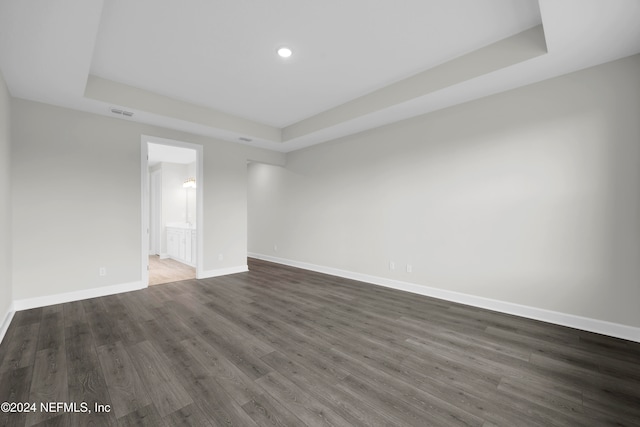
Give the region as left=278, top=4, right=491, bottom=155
left=141, top=140, right=150, bottom=287
left=0, top=302, right=15, bottom=345
left=159, top=253, right=169, bottom=259
left=149, top=168, right=162, bottom=256
left=199, top=265, right=249, bottom=279
left=12, top=281, right=145, bottom=311
left=248, top=253, right=640, bottom=343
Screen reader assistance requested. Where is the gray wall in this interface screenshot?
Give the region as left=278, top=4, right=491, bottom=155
left=249, top=54, right=640, bottom=328
left=0, top=70, right=11, bottom=319
left=11, top=99, right=284, bottom=300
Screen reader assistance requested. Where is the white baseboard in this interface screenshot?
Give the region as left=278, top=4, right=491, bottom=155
left=159, top=253, right=169, bottom=259
left=0, top=302, right=15, bottom=345
left=13, top=281, right=146, bottom=311
left=248, top=253, right=640, bottom=343
left=199, top=265, right=248, bottom=279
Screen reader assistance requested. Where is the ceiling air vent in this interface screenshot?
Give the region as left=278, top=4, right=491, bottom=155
left=239, top=137, right=252, bottom=142
left=110, top=107, right=134, bottom=117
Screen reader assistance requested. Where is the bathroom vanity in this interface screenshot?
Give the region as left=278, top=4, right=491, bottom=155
left=166, top=223, right=196, bottom=266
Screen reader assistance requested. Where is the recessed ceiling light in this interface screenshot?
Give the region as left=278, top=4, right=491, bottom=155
left=277, top=47, right=292, bottom=58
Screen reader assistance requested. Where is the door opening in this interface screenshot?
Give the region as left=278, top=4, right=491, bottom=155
left=141, top=136, right=203, bottom=286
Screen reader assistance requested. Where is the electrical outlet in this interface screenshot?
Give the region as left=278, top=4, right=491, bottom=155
left=274, top=244, right=278, bottom=252
left=389, top=261, right=395, bottom=271
left=99, top=267, right=106, bottom=277
left=406, top=264, right=412, bottom=273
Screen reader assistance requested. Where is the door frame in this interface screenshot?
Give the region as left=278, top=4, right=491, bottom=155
left=141, top=135, right=204, bottom=286
left=149, top=168, right=162, bottom=256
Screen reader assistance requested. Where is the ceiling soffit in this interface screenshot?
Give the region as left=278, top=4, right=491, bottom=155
left=85, top=25, right=546, bottom=147
left=1, top=1, right=640, bottom=152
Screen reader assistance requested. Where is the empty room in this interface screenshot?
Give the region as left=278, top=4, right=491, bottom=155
left=1, top=1, right=639, bottom=426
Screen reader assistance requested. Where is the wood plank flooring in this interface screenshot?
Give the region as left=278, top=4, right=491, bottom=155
left=148, top=255, right=195, bottom=286
left=1, top=258, right=639, bottom=426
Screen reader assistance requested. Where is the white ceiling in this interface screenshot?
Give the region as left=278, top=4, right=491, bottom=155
left=1, top=0, right=639, bottom=153
left=91, top=0, right=541, bottom=128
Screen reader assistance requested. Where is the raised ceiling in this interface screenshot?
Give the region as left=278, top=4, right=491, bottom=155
left=91, top=0, right=541, bottom=128
left=1, top=0, right=639, bottom=152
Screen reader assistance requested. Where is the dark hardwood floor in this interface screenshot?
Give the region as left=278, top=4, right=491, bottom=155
left=1, top=258, right=639, bottom=426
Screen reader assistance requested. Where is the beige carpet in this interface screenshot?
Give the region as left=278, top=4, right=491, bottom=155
left=148, top=255, right=196, bottom=285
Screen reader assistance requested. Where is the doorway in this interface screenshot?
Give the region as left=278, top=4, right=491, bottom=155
left=141, top=136, right=203, bottom=286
